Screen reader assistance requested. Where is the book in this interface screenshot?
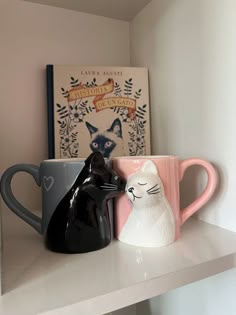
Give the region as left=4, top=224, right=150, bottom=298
left=47, top=65, right=151, bottom=159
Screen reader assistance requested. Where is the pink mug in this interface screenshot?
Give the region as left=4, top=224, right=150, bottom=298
left=112, top=156, right=217, bottom=247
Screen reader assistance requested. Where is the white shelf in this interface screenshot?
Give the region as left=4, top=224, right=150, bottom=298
left=23, top=0, right=151, bottom=21
left=0, top=218, right=236, bottom=314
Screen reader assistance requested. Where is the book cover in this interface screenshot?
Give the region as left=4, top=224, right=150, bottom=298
left=47, top=65, right=151, bottom=159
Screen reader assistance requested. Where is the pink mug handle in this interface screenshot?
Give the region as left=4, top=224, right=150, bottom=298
left=179, top=158, right=217, bottom=225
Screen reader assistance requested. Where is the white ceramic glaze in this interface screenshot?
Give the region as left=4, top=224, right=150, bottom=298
left=113, top=156, right=217, bottom=242
left=119, top=160, right=175, bottom=247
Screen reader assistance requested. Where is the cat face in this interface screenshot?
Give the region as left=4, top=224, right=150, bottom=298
left=84, top=152, right=126, bottom=198
left=125, top=160, right=164, bottom=209
left=85, top=118, right=123, bottom=158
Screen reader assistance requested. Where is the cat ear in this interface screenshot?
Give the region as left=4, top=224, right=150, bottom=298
left=86, top=152, right=105, bottom=169
left=85, top=121, right=98, bottom=136
left=141, top=160, right=158, bottom=175
left=107, top=118, right=122, bottom=138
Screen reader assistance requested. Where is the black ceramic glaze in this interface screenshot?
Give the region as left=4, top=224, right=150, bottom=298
left=45, top=152, right=126, bottom=254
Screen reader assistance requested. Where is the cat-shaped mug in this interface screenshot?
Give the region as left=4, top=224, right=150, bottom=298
left=112, top=156, right=217, bottom=247
left=0, top=152, right=126, bottom=253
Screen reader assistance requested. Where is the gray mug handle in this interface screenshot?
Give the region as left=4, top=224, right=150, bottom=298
left=0, top=164, right=42, bottom=234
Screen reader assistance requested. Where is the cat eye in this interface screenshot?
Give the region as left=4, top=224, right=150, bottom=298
left=105, top=141, right=112, bottom=148
left=138, top=182, right=147, bottom=185
left=92, top=142, right=98, bottom=148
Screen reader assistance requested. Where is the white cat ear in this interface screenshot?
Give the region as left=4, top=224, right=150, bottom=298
left=141, top=160, right=158, bottom=175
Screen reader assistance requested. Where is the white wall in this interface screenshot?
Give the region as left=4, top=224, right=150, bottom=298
left=131, top=0, right=236, bottom=314
left=0, top=0, right=130, bottom=171
left=136, top=268, right=236, bottom=315
left=0, top=0, right=129, bottom=232
left=0, top=1, right=132, bottom=311
left=131, top=0, right=236, bottom=232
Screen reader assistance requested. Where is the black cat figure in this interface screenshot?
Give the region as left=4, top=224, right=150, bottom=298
left=45, top=152, right=126, bottom=254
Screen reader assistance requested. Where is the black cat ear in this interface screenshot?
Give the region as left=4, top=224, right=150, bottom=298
left=85, top=121, right=98, bottom=136
left=85, top=152, right=105, bottom=169
left=107, top=118, right=122, bottom=138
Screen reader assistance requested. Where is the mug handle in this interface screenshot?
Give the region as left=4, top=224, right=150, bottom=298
left=179, top=158, right=217, bottom=225
left=0, top=164, right=42, bottom=234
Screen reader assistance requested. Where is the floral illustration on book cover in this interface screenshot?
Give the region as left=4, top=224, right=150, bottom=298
left=53, top=66, right=151, bottom=159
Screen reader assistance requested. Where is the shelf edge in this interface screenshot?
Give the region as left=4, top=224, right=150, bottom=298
left=40, top=253, right=236, bottom=315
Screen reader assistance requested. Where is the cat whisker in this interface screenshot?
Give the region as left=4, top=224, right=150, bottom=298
left=101, top=184, right=118, bottom=188
left=147, top=188, right=160, bottom=193
left=147, top=189, right=160, bottom=192
left=100, top=186, right=116, bottom=189
left=146, top=184, right=160, bottom=193
left=147, top=189, right=161, bottom=194
left=100, top=186, right=117, bottom=190
left=103, top=183, right=117, bottom=187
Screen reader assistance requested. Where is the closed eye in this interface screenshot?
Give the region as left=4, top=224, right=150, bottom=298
left=138, top=182, right=147, bottom=185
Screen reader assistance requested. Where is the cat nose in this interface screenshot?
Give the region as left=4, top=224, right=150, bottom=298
left=128, top=187, right=134, bottom=193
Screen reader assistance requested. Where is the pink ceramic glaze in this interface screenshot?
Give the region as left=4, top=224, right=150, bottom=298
left=112, top=156, right=217, bottom=241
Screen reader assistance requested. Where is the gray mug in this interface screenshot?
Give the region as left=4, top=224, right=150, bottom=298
left=0, top=158, right=114, bottom=236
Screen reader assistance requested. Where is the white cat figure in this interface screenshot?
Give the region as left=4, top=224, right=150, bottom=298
left=119, top=160, right=175, bottom=247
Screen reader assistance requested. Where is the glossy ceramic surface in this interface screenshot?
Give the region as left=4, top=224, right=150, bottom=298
left=118, top=160, right=175, bottom=247
left=0, top=152, right=126, bottom=253
left=113, top=156, right=217, bottom=241
left=46, top=152, right=126, bottom=253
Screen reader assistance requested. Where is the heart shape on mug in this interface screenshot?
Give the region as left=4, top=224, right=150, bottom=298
left=43, top=176, right=54, bottom=192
